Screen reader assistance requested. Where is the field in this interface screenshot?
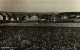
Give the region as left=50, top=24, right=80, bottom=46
left=0, top=25, right=80, bottom=50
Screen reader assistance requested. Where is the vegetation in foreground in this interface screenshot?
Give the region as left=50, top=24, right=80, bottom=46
left=0, top=26, right=80, bottom=50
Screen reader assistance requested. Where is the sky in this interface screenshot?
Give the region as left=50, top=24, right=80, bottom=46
left=0, top=0, right=80, bottom=12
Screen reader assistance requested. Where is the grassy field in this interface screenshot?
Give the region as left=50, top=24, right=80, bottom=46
left=1, top=23, right=80, bottom=27
left=0, top=26, right=80, bottom=50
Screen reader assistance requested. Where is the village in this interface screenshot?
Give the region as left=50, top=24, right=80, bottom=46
left=0, top=12, right=80, bottom=23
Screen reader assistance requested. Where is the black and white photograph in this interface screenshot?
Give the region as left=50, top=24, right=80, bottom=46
left=0, top=0, right=80, bottom=50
